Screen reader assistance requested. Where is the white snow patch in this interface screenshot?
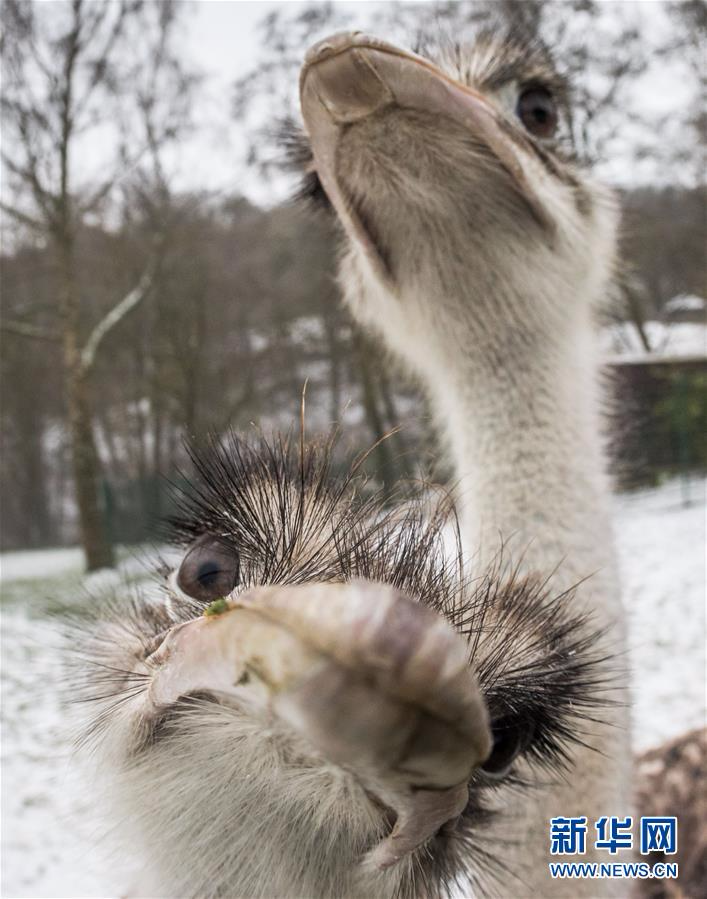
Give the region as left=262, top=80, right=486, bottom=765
left=0, top=544, right=179, bottom=586
left=614, top=476, right=706, bottom=751
left=601, top=320, right=707, bottom=360
left=1, top=611, right=130, bottom=898
left=664, top=294, right=705, bottom=314
left=0, top=547, right=86, bottom=582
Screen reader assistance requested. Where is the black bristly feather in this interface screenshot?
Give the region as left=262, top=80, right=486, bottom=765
left=70, top=430, right=618, bottom=896
left=277, top=116, right=332, bottom=210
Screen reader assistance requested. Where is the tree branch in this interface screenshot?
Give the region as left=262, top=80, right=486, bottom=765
left=615, top=267, right=654, bottom=354
left=0, top=200, right=45, bottom=231
left=72, top=0, right=131, bottom=119
left=1, top=147, right=56, bottom=224
left=1, top=320, right=60, bottom=342
left=77, top=139, right=153, bottom=215
left=79, top=265, right=153, bottom=375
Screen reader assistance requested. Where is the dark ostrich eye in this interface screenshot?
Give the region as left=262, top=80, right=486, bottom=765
left=516, top=87, right=558, bottom=139
left=480, top=718, right=534, bottom=779
left=177, top=535, right=240, bottom=603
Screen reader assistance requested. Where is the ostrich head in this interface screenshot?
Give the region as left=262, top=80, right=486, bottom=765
left=76, top=433, right=611, bottom=899
left=297, top=29, right=618, bottom=381
left=295, top=29, right=625, bottom=608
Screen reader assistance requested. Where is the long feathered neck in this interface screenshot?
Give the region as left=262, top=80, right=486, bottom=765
left=425, top=288, right=619, bottom=616
left=440, top=318, right=608, bottom=574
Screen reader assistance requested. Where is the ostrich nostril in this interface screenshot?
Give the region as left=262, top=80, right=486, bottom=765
left=303, top=31, right=371, bottom=66
left=309, top=41, right=335, bottom=61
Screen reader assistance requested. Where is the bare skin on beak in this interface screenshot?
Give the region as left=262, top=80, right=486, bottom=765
left=300, top=31, right=552, bottom=279
left=145, top=580, right=492, bottom=869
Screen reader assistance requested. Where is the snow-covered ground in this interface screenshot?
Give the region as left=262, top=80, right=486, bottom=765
left=1, top=477, right=705, bottom=897
left=616, top=476, right=705, bottom=751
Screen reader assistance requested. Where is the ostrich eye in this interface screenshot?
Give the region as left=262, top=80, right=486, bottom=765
left=177, top=535, right=240, bottom=603
left=480, top=718, right=534, bottom=779
left=516, top=87, right=558, bottom=139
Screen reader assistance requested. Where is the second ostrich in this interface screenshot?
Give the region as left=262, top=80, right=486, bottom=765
left=298, top=27, right=632, bottom=896
left=76, top=433, right=610, bottom=898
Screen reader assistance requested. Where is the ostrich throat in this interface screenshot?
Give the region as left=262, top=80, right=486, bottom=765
left=367, top=257, right=617, bottom=598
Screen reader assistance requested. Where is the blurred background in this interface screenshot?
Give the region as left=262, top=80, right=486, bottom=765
left=0, top=0, right=705, bottom=565
left=0, top=2, right=704, bottom=896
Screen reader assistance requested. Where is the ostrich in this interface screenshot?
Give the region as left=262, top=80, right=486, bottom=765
left=76, top=432, right=612, bottom=899
left=297, top=27, right=631, bottom=894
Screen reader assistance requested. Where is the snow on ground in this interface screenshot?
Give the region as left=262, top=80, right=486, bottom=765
left=0, top=547, right=88, bottom=582
left=1, top=608, right=128, bottom=898
left=1, top=478, right=705, bottom=897
left=614, top=476, right=705, bottom=751
left=0, top=544, right=177, bottom=586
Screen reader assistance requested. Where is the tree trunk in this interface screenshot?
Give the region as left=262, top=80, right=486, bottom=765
left=322, top=309, right=342, bottom=425
left=623, top=277, right=653, bottom=353
left=352, top=330, right=397, bottom=493
left=22, top=419, right=53, bottom=547
left=58, top=233, right=115, bottom=570
left=150, top=404, right=163, bottom=524
left=378, top=366, right=413, bottom=478
left=66, top=368, right=115, bottom=569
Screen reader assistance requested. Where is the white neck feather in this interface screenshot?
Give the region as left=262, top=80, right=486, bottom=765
left=431, top=309, right=615, bottom=591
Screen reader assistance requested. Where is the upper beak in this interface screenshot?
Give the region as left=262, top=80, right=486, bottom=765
left=301, top=32, right=495, bottom=125
left=299, top=31, right=552, bottom=262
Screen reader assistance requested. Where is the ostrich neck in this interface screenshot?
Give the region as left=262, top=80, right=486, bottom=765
left=425, top=312, right=617, bottom=602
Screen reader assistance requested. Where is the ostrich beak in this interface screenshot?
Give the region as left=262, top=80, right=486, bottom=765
left=146, top=580, right=492, bottom=868
left=300, top=32, right=551, bottom=275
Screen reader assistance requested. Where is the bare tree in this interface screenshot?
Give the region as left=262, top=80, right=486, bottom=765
left=1, top=0, right=195, bottom=569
